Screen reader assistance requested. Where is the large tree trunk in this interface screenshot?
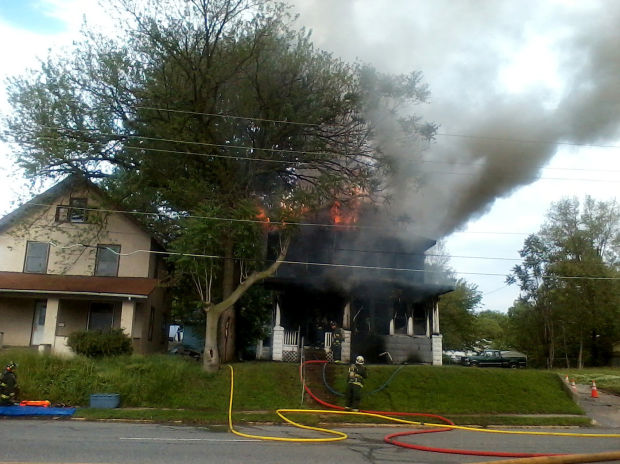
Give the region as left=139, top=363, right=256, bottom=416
left=201, top=235, right=291, bottom=372
left=203, top=308, right=220, bottom=373
left=219, top=234, right=236, bottom=363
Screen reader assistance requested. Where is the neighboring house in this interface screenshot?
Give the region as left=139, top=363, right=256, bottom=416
left=259, top=210, right=454, bottom=365
left=0, top=174, right=170, bottom=355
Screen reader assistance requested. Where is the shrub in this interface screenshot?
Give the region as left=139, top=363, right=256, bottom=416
left=67, top=329, right=133, bottom=357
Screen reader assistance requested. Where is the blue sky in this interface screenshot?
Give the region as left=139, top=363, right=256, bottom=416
left=0, top=0, right=67, bottom=34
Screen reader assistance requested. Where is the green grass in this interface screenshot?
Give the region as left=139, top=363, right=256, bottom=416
left=2, top=349, right=613, bottom=427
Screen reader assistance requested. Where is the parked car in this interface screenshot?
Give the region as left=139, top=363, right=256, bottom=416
left=460, top=350, right=527, bottom=368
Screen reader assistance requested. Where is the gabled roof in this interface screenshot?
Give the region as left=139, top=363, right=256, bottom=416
left=0, top=174, right=162, bottom=248
left=0, top=271, right=158, bottom=299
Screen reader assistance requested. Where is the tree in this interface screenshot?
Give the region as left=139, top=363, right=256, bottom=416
left=508, top=196, right=619, bottom=368
left=439, top=279, right=481, bottom=350
left=475, top=310, right=510, bottom=350
left=2, top=0, right=436, bottom=371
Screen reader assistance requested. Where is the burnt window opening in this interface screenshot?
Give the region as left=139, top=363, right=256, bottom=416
left=24, top=241, right=50, bottom=274
left=413, top=303, right=428, bottom=336
left=95, top=244, right=120, bottom=277
left=392, top=297, right=408, bottom=334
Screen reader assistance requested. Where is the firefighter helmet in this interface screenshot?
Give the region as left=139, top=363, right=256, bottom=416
left=355, top=356, right=364, bottom=365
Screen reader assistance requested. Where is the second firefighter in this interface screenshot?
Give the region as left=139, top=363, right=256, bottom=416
left=345, top=355, right=367, bottom=411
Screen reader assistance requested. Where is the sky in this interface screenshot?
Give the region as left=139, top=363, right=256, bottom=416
left=0, top=0, right=618, bottom=313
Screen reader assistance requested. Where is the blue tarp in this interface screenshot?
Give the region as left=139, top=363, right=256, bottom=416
left=0, top=405, right=76, bottom=416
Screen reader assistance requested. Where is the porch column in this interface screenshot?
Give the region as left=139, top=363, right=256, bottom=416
left=425, top=307, right=430, bottom=337
left=42, top=297, right=59, bottom=347
left=407, top=316, right=414, bottom=336
left=121, top=299, right=136, bottom=337
left=432, top=299, right=440, bottom=334
left=343, top=302, right=351, bottom=329
left=432, top=334, right=443, bottom=365
left=342, top=330, right=351, bottom=363
left=272, top=302, right=284, bottom=361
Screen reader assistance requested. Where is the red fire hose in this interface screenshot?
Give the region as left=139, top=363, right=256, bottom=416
left=300, top=359, right=561, bottom=458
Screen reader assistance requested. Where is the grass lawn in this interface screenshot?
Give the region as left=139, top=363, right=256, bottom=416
left=1, top=349, right=613, bottom=427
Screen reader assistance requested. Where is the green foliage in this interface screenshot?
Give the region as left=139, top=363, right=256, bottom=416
left=439, top=279, right=481, bottom=349
left=67, top=329, right=133, bottom=358
left=508, top=196, right=620, bottom=368
left=236, top=285, right=272, bottom=358
left=475, top=310, right=511, bottom=349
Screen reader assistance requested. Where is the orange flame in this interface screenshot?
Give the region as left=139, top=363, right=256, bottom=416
left=256, top=207, right=271, bottom=230
left=330, top=200, right=359, bottom=225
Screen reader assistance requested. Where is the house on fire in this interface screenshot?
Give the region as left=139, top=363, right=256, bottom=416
left=0, top=175, right=170, bottom=355
left=259, top=209, right=454, bottom=365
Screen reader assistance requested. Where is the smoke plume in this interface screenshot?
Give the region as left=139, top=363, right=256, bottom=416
left=290, top=0, right=620, bottom=238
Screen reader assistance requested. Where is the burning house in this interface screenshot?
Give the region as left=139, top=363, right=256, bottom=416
left=259, top=207, right=454, bottom=365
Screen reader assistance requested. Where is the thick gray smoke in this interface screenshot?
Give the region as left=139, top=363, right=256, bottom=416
left=290, top=0, right=620, bottom=238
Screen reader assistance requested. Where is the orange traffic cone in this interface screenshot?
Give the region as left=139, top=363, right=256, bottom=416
left=564, top=375, right=569, bottom=383
left=570, top=379, right=577, bottom=391
left=591, top=380, right=599, bottom=398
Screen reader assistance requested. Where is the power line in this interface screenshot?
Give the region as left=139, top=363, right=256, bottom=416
left=39, top=126, right=340, bottom=158
left=35, top=129, right=619, bottom=182
left=57, top=243, right=620, bottom=281
left=27, top=201, right=542, bottom=238
left=135, top=106, right=322, bottom=127
left=27, top=202, right=382, bottom=229
left=435, top=132, right=620, bottom=149
left=132, top=105, right=620, bottom=150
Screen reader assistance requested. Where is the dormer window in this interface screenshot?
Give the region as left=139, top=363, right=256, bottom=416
left=55, top=197, right=88, bottom=223
left=69, top=198, right=88, bottom=223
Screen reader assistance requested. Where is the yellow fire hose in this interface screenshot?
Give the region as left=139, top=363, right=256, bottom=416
left=226, top=365, right=620, bottom=454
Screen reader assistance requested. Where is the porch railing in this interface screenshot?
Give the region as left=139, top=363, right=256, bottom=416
left=283, top=329, right=299, bottom=347
left=282, top=329, right=300, bottom=362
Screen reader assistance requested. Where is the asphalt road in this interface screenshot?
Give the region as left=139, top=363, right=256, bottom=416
left=0, top=420, right=618, bottom=464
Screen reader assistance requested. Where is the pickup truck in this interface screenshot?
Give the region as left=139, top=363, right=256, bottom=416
left=460, top=350, right=527, bottom=368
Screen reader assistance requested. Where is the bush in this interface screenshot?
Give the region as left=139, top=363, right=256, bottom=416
left=67, top=329, right=133, bottom=357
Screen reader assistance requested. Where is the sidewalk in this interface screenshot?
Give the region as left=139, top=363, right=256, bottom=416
left=571, top=383, right=620, bottom=428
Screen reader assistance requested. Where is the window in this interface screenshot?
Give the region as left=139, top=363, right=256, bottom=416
left=88, top=303, right=114, bottom=330
left=24, top=241, right=50, bottom=273
left=55, top=197, right=88, bottom=223
left=69, top=197, right=88, bottom=223
left=95, top=245, right=120, bottom=277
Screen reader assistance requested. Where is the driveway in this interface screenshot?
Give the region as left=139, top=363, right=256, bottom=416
left=572, top=382, right=620, bottom=428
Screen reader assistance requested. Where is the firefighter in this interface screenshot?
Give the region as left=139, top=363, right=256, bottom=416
left=0, top=361, right=19, bottom=406
left=330, top=321, right=344, bottom=362
left=345, top=355, right=367, bottom=411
